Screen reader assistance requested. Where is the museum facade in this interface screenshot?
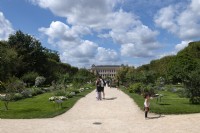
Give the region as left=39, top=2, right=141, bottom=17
left=90, top=64, right=123, bottom=79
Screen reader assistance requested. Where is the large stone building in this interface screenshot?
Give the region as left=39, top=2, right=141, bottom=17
left=90, top=64, right=123, bottom=79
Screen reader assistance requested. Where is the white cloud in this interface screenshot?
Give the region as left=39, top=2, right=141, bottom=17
left=96, top=47, right=119, bottom=62
left=175, top=40, right=191, bottom=51
left=32, top=0, right=160, bottom=66
left=39, top=20, right=120, bottom=67
left=121, top=43, right=155, bottom=58
left=154, top=0, right=200, bottom=40
left=0, top=12, right=14, bottom=40
left=30, top=0, right=121, bottom=29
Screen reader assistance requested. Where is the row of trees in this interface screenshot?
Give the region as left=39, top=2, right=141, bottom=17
left=116, top=41, right=200, bottom=104
left=0, top=31, right=95, bottom=91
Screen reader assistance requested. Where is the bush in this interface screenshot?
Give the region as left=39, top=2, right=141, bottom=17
left=128, top=83, right=144, bottom=94
left=143, top=85, right=156, bottom=96
left=12, top=93, right=24, bottom=101
left=54, top=90, right=66, bottom=96
left=21, top=90, right=32, bottom=98
left=190, top=97, right=200, bottom=104
left=66, top=91, right=76, bottom=98
left=5, top=77, right=26, bottom=93
left=21, top=72, right=39, bottom=86
left=42, top=87, right=51, bottom=92
left=129, top=89, right=134, bottom=93
left=184, top=69, right=200, bottom=104
left=35, top=76, right=46, bottom=87
left=31, top=88, right=44, bottom=96
left=74, top=90, right=80, bottom=94
left=0, top=81, right=6, bottom=92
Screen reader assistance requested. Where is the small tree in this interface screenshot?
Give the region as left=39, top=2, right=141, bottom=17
left=184, top=69, right=200, bottom=104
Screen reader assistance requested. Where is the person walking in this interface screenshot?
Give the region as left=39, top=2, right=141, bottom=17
left=95, top=77, right=102, bottom=100
left=99, top=76, right=106, bottom=99
left=144, top=93, right=150, bottom=119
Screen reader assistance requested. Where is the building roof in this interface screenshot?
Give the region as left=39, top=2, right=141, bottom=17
left=91, top=64, right=123, bottom=68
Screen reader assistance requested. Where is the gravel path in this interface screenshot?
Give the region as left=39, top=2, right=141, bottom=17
left=0, top=87, right=199, bottom=133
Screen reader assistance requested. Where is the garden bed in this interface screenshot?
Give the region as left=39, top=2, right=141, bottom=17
left=121, top=87, right=200, bottom=114
left=0, top=87, right=94, bottom=119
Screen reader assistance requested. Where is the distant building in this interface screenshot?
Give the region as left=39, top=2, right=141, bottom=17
left=90, top=64, right=123, bottom=79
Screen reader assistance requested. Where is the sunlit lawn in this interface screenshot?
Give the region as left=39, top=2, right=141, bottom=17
left=0, top=88, right=94, bottom=119
left=122, top=88, right=200, bottom=114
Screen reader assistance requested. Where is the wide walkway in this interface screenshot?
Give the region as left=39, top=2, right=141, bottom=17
left=0, top=86, right=200, bottom=133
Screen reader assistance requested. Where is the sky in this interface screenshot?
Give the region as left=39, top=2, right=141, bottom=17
left=0, top=0, right=200, bottom=68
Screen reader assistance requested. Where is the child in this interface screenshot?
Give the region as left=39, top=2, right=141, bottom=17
left=144, top=93, right=150, bottom=119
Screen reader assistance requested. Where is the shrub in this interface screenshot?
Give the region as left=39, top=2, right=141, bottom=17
left=31, top=88, right=44, bottom=96
left=35, top=76, right=46, bottom=87
left=42, top=87, right=51, bottom=92
left=21, top=72, right=39, bottom=86
left=79, top=88, right=84, bottom=92
left=129, top=83, right=144, bottom=94
left=74, top=90, right=80, bottom=94
left=143, top=85, right=156, bottom=96
left=0, top=81, right=6, bottom=92
left=66, top=92, right=76, bottom=98
left=5, top=77, right=26, bottom=93
left=21, top=90, right=32, bottom=98
left=54, top=90, right=66, bottom=96
left=12, top=93, right=24, bottom=101
left=129, top=89, right=134, bottom=93
left=184, top=69, right=200, bottom=104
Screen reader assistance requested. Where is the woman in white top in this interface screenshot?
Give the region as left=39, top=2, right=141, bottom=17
left=144, top=94, right=150, bottom=119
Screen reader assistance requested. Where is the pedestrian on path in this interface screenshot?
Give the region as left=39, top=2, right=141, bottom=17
left=144, top=93, right=150, bottom=119
left=99, top=76, right=106, bottom=99
left=96, top=77, right=102, bottom=100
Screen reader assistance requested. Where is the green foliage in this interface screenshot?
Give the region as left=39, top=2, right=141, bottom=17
left=184, top=67, right=200, bottom=104
left=54, top=90, right=66, bottom=96
left=21, top=90, right=32, bottom=98
left=122, top=88, right=200, bottom=114
left=35, top=76, right=46, bottom=87
left=31, top=88, right=44, bottom=96
left=5, top=77, right=26, bottom=93
left=0, top=81, right=6, bottom=92
left=128, top=83, right=144, bottom=94
left=21, top=72, right=39, bottom=86
left=0, top=87, right=94, bottom=118
left=12, top=93, right=24, bottom=101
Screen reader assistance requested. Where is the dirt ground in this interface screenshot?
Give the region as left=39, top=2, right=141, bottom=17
left=0, top=86, right=199, bottom=133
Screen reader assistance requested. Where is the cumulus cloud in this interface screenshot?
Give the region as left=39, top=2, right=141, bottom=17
left=154, top=0, right=200, bottom=41
left=39, top=20, right=120, bottom=67
left=175, top=40, right=191, bottom=51
left=30, top=0, right=121, bottom=29
left=0, top=12, right=14, bottom=40
left=121, top=43, right=155, bottom=58
left=31, top=0, right=160, bottom=67
left=96, top=47, right=119, bottom=62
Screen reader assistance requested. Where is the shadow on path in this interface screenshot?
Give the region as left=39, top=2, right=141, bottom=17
left=148, top=114, right=165, bottom=119
left=104, top=97, right=117, bottom=100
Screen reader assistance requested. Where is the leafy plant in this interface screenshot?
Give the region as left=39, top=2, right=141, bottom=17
left=35, top=76, right=46, bottom=87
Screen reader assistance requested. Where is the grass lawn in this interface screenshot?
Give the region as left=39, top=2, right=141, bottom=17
left=122, top=87, right=200, bottom=114
left=0, top=88, right=94, bottom=119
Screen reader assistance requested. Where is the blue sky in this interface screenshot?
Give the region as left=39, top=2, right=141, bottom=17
left=0, top=0, right=199, bottom=68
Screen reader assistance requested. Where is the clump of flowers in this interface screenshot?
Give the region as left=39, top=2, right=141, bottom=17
left=49, top=96, right=67, bottom=101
